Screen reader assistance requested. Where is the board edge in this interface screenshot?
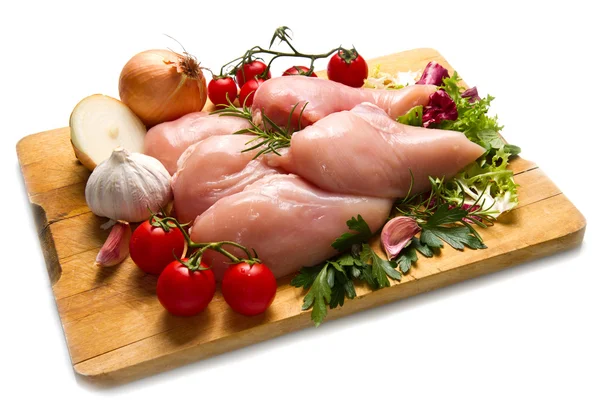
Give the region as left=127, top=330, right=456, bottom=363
left=72, top=209, right=586, bottom=386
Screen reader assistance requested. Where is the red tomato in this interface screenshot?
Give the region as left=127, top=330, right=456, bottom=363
left=157, top=259, right=216, bottom=317
left=208, top=77, right=237, bottom=107
left=221, top=262, right=277, bottom=316
left=130, top=220, right=186, bottom=275
left=282, top=66, right=317, bottom=77
left=327, top=49, right=368, bottom=88
left=238, top=78, right=264, bottom=107
left=236, top=60, right=271, bottom=86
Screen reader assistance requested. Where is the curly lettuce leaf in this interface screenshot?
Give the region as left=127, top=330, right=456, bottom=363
left=442, top=147, right=519, bottom=217
left=437, top=73, right=503, bottom=143
left=396, top=105, right=423, bottom=126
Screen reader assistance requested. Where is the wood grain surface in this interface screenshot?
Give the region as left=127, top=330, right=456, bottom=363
left=16, top=48, right=586, bottom=386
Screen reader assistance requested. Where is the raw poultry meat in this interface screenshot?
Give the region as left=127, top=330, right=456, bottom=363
left=171, top=135, right=281, bottom=224
left=144, top=111, right=252, bottom=174
left=267, top=103, right=485, bottom=198
left=252, top=75, right=437, bottom=128
left=189, top=174, right=393, bottom=280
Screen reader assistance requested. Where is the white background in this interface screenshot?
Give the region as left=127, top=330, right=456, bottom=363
left=2, top=1, right=598, bottom=399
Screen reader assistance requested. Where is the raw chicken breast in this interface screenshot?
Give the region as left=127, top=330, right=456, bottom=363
left=144, top=111, right=252, bottom=174
left=171, top=135, right=281, bottom=223
left=189, top=174, right=393, bottom=280
left=252, top=75, right=437, bottom=128
left=267, top=103, right=485, bottom=198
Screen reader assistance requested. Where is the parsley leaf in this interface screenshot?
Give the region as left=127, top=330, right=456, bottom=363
left=330, top=270, right=356, bottom=309
left=329, top=280, right=346, bottom=309
left=290, top=266, right=321, bottom=289
left=398, top=245, right=418, bottom=274
left=337, top=252, right=358, bottom=267
left=420, top=229, right=444, bottom=248
left=422, top=226, right=487, bottom=250
left=360, top=264, right=377, bottom=288
left=424, top=203, right=468, bottom=227
left=413, top=237, right=434, bottom=257
left=292, top=251, right=362, bottom=325
left=300, top=264, right=331, bottom=327
left=360, top=244, right=401, bottom=288
left=331, top=215, right=372, bottom=252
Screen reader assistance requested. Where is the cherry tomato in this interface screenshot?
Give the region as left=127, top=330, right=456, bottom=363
left=130, top=219, right=186, bottom=275
left=238, top=78, right=264, bottom=107
left=327, top=49, right=368, bottom=88
left=236, top=60, right=271, bottom=86
left=221, top=262, right=277, bottom=316
left=157, top=259, right=216, bottom=317
left=282, top=66, right=317, bottom=77
left=208, top=77, right=237, bottom=107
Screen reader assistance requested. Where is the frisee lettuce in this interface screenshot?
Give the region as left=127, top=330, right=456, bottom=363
left=430, top=72, right=520, bottom=216
left=396, top=105, right=423, bottom=126
left=438, top=72, right=503, bottom=142
left=442, top=146, right=519, bottom=217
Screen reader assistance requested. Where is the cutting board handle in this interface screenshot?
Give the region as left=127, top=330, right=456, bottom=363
left=31, top=201, right=62, bottom=285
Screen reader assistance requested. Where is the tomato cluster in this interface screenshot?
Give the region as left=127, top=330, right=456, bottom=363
left=129, top=216, right=277, bottom=317
left=208, top=60, right=272, bottom=108
left=207, top=50, right=368, bottom=108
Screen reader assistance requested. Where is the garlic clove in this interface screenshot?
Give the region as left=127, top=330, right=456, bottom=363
left=380, top=216, right=421, bottom=261
left=96, top=221, right=132, bottom=267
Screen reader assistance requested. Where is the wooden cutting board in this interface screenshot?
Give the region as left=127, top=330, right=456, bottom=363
left=16, top=48, right=586, bottom=386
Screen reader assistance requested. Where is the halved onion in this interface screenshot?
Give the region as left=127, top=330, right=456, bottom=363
left=69, top=94, right=146, bottom=171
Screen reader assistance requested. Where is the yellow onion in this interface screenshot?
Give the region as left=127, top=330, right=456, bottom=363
left=119, top=49, right=207, bottom=127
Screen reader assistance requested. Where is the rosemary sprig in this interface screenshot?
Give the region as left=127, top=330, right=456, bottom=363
left=210, top=98, right=308, bottom=158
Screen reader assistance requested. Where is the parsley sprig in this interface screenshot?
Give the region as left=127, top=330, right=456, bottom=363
left=291, top=177, right=495, bottom=327
left=291, top=216, right=403, bottom=326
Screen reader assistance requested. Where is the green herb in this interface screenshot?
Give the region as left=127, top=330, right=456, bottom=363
left=396, top=105, right=423, bottom=126
left=331, top=215, right=372, bottom=251
left=438, top=72, right=504, bottom=145
left=359, top=244, right=401, bottom=287
left=211, top=99, right=307, bottom=158
left=290, top=66, right=518, bottom=328
left=297, top=264, right=331, bottom=327
left=292, top=220, right=404, bottom=326
left=391, top=177, right=494, bottom=273
left=291, top=252, right=361, bottom=327
left=430, top=72, right=521, bottom=217
left=441, top=148, right=519, bottom=217
left=397, top=244, right=418, bottom=274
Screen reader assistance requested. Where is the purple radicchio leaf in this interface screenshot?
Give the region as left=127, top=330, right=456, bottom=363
left=461, top=86, right=482, bottom=103
left=423, top=90, right=458, bottom=128
left=416, top=61, right=450, bottom=86
left=380, top=216, right=421, bottom=260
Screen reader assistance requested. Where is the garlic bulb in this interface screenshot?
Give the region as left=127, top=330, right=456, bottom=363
left=85, top=147, right=172, bottom=222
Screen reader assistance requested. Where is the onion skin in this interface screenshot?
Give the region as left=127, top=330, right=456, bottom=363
left=119, top=49, right=207, bottom=127
left=71, top=138, right=97, bottom=171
